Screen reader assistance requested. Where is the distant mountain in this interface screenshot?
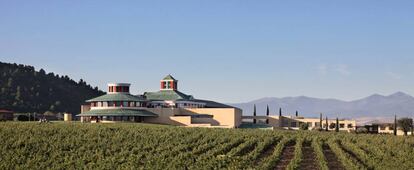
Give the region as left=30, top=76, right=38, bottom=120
left=229, top=92, right=414, bottom=121
left=0, top=62, right=105, bottom=114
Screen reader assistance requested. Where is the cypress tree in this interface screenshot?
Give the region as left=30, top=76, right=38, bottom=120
left=325, top=116, right=329, bottom=131
left=279, top=108, right=282, bottom=117
left=394, top=114, right=397, bottom=136
left=335, top=117, right=339, bottom=132
left=295, top=110, right=298, bottom=117
left=253, top=104, right=257, bottom=124
left=412, top=118, right=414, bottom=136
left=319, top=113, right=323, bottom=129
left=266, top=105, right=269, bottom=124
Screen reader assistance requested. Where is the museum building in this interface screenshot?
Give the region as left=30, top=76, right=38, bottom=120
left=78, top=75, right=242, bottom=128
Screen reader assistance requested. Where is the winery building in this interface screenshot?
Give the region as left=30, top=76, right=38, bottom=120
left=78, top=75, right=242, bottom=128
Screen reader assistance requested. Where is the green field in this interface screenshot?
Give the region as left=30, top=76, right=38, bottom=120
left=0, top=122, right=413, bottom=170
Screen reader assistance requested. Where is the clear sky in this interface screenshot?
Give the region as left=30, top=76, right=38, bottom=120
left=1, top=0, right=414, bottom=103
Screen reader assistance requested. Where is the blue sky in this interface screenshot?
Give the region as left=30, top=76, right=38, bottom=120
left=1, top=0, right=414, bottom=102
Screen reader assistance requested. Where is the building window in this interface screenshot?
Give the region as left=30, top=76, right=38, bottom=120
left=167, top=81, right=171, bottom=89
left=115, top=101, right=121, bottom=107
left=340, top=124, right=345, bottom=128
left=307, top=122, right=312, bottom=127
left=108, top=101, right=114, bottom=107
left=315, top=122, right=321, bottom=127
left=123, top=101, right=128, bottom=107
left=291, top=122, right=297, bottom=127
left=347, top=124, right=353, bottom=128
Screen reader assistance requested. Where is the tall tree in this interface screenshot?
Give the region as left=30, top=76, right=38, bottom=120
left=295, top=110, right=298, bottom=117
left=279, top=108, right=282, bottom=117
left=397, top=118, right=413, bottom=136
left=266, top=105, right=269, bottom=124
left=253, top=104, right=257, bottom=124
left=319, top=113, right=323, bottom=129
left=394, top=115, right=398, bottom=136
left=335, top=117, right=339, bottom=132
left=412, top=118, right=414, bottom=136
left=0, top=61, right=105, bottom=114
left=325, top=116, right=329, bottom=131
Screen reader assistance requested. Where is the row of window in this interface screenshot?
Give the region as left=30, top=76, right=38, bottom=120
left=161, top=81, right=177, bottom=89
left=91, top=101, right=205, bottom=108
left=108, top=86, right=129, bottom=93
left=89, top=116, right=143, bottom=122
left=147, top=103, right=205, bottom=108
left=285, top=121, right=353, bottom=128
left=380, top=126, right=394, bottom=130
left=90, top=101, right=145, bottom=107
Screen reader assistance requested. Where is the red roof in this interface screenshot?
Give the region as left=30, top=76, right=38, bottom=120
left=0, top=109, right=13, bottom=113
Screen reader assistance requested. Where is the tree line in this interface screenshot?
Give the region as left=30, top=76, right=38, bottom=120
left=0, top=62, right=105, bottom=114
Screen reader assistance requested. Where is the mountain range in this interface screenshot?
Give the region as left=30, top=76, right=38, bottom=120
left=229, top=92, right=414, bottom=124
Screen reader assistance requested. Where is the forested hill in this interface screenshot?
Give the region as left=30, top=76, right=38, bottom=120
left=0, top=62, right=105, bottom=114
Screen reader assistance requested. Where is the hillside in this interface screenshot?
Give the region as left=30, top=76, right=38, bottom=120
left=0, top=62, right=105, bottom=114
left=230, top=92, right=414, bottom=120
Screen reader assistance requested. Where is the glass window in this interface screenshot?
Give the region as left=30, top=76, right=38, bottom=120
left=340, top=124, right=345, bottom=128
left=123, top=101, right=128, bottom=107
left=347, top=124, right=353, bottom=128
left=103, top=102, right=108, bottom=107
left=115, top=101, right=121, bottom=107
left=108, top=101, right=114, bottom=107
left=122, top=116, right=128, bottom=121
left=291, top=122, right=296, bottom=127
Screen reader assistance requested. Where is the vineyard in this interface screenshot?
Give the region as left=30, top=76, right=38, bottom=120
left=0, top=122, right=413, bottom=169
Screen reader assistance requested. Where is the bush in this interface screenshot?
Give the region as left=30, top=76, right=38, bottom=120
left=16, top=115, right=29, bottom=121
left=300, top=123, right=309, bottom=130
left=356, top=127, right=368, bottom=134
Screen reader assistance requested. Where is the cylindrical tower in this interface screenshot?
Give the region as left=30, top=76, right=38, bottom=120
left=108, top=83, right=131, bottom=94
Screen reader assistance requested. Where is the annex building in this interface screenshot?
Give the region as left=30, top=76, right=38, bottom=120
left=243, top=115, right=356, bottom=132
left=78, top=75, right=242, bottom=128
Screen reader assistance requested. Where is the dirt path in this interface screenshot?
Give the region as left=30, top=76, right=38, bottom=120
left=299, top=142, right=318, bottom=170
left=236, top=141, right=257, bottom=156
left=322, top=144, right=345, bottom=170
left=339, top=142, right=370, bottom=169
left=253, top=140, right=278, bottom=165
left=274, top=142, right=296, bottom=170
